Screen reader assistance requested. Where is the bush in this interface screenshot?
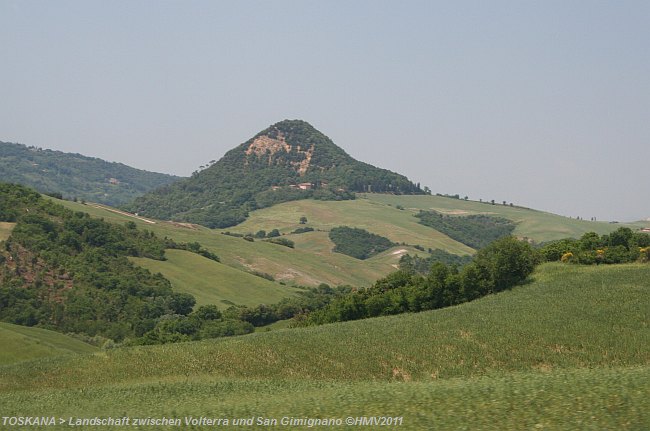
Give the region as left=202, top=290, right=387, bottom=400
left=542, top=228, right=650, bottom=265
left=292, top=227, right=314, bottom=234
left=266, top=237, right=295, bottom=248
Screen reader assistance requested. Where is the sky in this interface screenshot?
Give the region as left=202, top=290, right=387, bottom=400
left=1, top=0, right=649, bottom=222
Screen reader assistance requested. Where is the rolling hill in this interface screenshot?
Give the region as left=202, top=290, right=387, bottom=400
left=0, top=322, right=97, bottom=365
left=1, top=263, right=648, bottom=429
left=54, top=194, right=642, bottom=291
left=127, top=120, right=423, bottom=228
left=0, top=140, right=180, bottom=206
left=130, top=249, right=301, bottom=308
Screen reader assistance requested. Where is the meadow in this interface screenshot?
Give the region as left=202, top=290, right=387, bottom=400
left=51, top=194, right=641, bottom=292
left=1, top=263, right=648, bottom=429
left=130, top=249, right=301, bottom=308
left=0, top=323, right=97, bottom=365
left=360, top=194, right=632, bottom=241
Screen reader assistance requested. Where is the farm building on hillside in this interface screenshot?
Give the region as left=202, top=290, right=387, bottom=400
left=298, top=182, right=313, bottom=190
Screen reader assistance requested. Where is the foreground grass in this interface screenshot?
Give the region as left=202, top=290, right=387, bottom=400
left=1, top=367, right=647, bottom=430
left=0, top=323, right=97, bottom=366
left=1, top=263, right=648, bottom=429
left=2, top=263, right=648, bottom=389
left=130, top=250, right=301, bottom=308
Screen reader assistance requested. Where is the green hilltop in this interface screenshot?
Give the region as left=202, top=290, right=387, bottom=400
left=127, top=120, right=423, bottom=228
left=0, top=141, right=180, bottom=206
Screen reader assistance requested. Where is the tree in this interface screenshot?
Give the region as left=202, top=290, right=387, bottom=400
left=299, top=216, right=308, bottom=224
left=168, top=292, right=196, bottom=316
left=192, top=304, right=221, bottom=321
left=473, top=236, right=538, bottom=293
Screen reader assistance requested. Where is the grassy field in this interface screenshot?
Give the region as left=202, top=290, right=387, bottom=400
left=0, top=368, right=646, bottom=430
left=1, top=263, right=648, bottom=429
left=130, top=249, right=301, bottom=308
left=361, top=194, right=634, bottom=241
left=53, top=199, right=406, bottom=287
left=0, top=323, right=97, bottom=366
left=229, top=198, right=474, bottom=255
left=48, top=195, right=642, bottom=292
left=0, top=221, right=15, bottom=241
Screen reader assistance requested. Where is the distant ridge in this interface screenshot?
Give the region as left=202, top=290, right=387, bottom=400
left=128, top=120, right=424, bottom=228
left=0, top=141, right=180, bottom=206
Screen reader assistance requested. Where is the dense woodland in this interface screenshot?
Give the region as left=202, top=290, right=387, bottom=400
left=0, top=141, right=179, bottom=206
left=127, top=120, right=423, bottom=228
left=0, top=183, right=354, bottom=345
left=0, top=183, right=253, bottom=345
left=329, top=226, right=396, bottom=259
left=416, top=210, right=515, bottom=249
left=399, top=250, right=474, bottom=273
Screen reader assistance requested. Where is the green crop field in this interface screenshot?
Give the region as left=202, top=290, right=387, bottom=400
left=1, top=263, right=648, bottom=429
left=130, top=249, right=302, bottom=308
left=0, top=323, right=97, bottom=366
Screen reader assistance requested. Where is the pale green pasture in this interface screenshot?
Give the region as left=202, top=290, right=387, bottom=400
left=229, top=198, right=474, bottom=255
left=130, top=249, right=301, bottom=308
left=0, top=322, right=97, bottom=365
left=54, top=199, right=398, bottom=286
left=363, top=194, right=638, bottom=242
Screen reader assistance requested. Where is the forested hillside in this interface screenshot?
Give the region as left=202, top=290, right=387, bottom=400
left=0, top=141, right=180, bottom=206
left=0, top=183, right=263, bottom=345
left=416, top=210, right=515, bottom=249
left=127, top=120, right=423, bottom=228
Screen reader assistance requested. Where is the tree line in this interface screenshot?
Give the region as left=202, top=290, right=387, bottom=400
left=304, top=236, right=539, bottom=325
left=416, top=210, right=515, bottom=249
left=539, top=227, right=650, bottom=264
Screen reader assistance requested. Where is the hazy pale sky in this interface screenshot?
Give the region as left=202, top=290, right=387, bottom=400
left=2, top=1, right=649, bottom=221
